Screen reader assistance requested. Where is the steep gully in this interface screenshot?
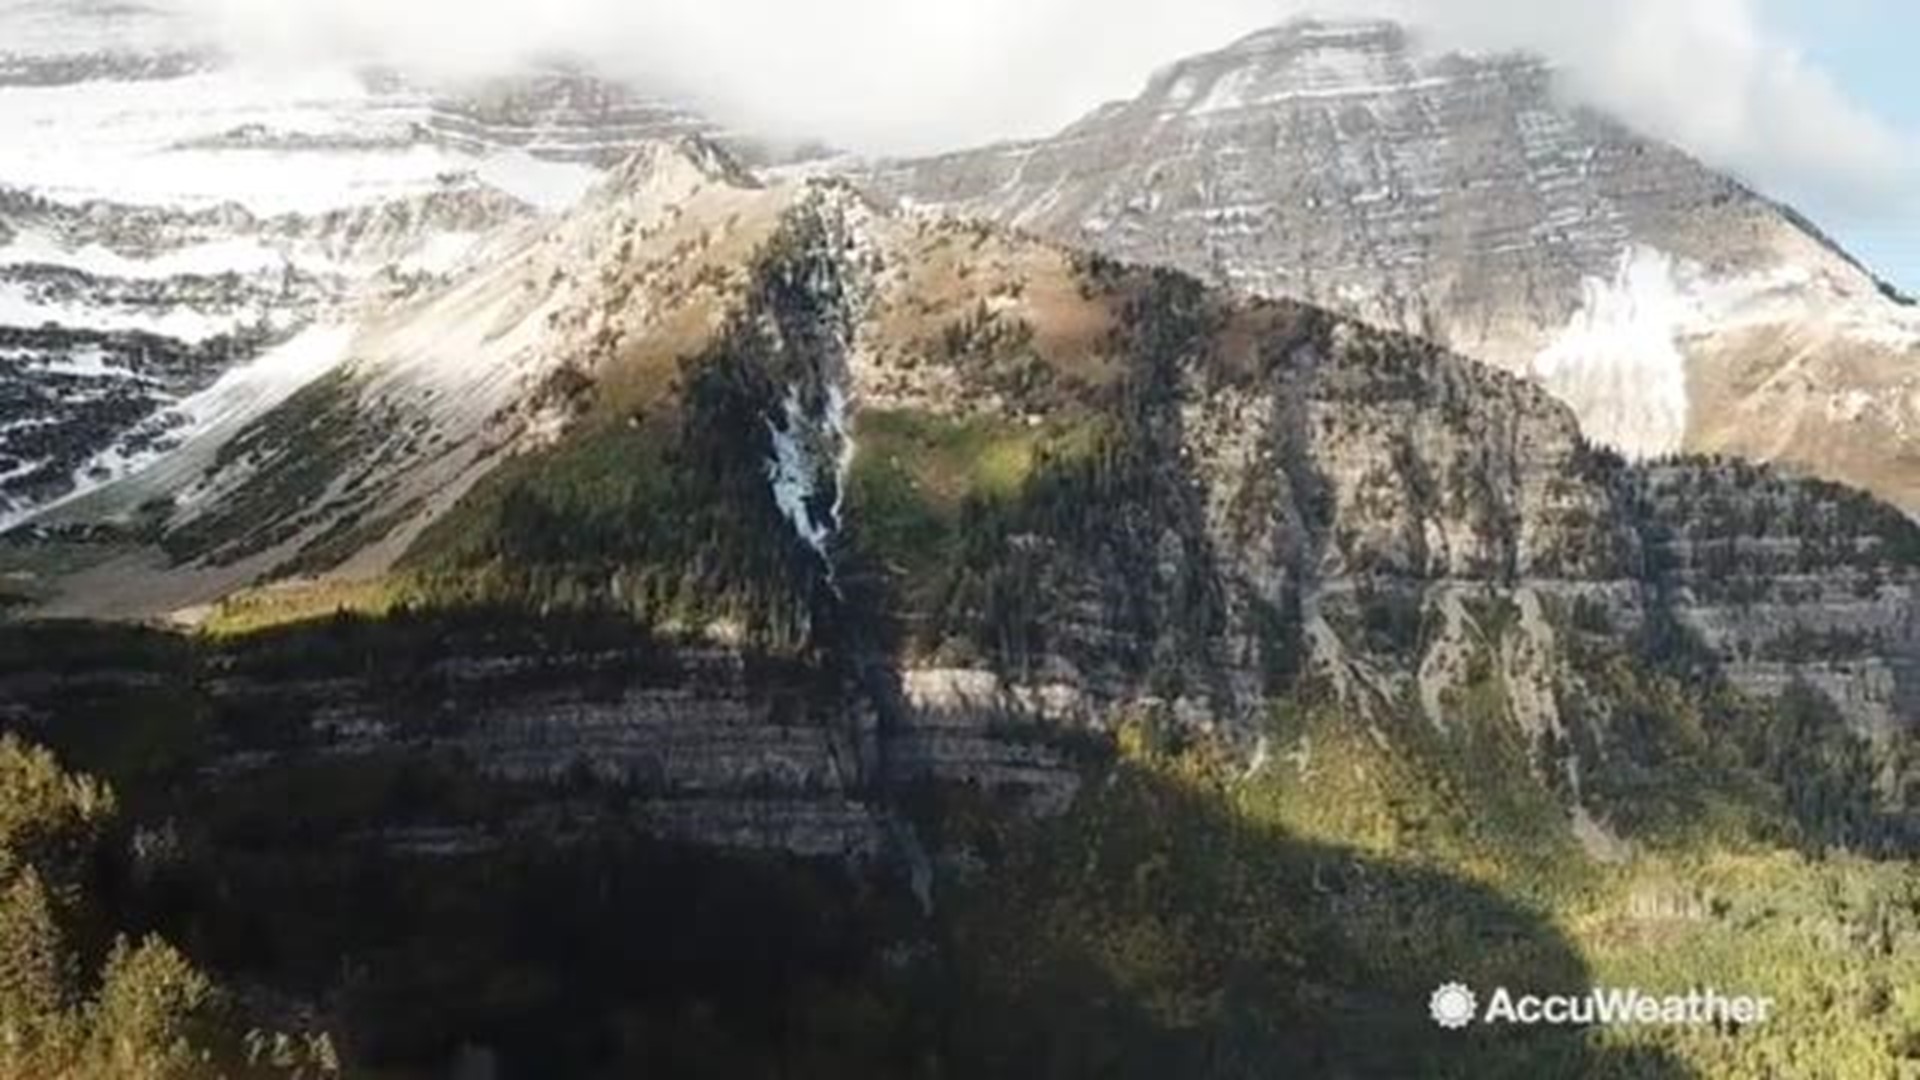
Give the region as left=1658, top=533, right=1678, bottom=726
left=756, top=211, right=937, bottom=909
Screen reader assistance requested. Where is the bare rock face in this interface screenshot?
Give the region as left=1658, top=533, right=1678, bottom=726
left=865, top=18, right=1920, bottom=514
left=417, top=67, right=831, bottom=170
left=0, top=636, right=1081, bottom=863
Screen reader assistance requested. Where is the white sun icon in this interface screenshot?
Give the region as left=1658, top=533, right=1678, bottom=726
left=1429, top=982, right=1478, bottom=1029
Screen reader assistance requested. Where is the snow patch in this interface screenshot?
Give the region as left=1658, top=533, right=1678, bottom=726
left=1532, top=247, right=1694, bottom=459
left=0, top=416, right=56, bottom=436
left=1192, top=68, right=1259, bottom=115
left=391, top=231, right=484, bottom=276
left=765, top=383, right=853, bottom=562
left=0, top=232, right=290, bottom=279
left=21, top=346, right=119, bottom=379
left=172, top=323, right=353, bottom=435
left=0, top=283, right=254, bottom=343
left=1165, top=73, right=1201, bottom=107
left=475, top=150, right=602, bottom=213
left=1841, top=304, right=1920, bottom=351
left=0, top=456, right=46, bottom=487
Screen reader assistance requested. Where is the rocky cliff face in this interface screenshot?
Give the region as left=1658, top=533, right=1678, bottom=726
left=835, top=248, right=1919, bottom=771
left=0, top=628, right=1079, bottom=863
left=1633, top=464, right=1920, bottom=742
left=416, top=67, right=830, bottom=169
left=865, top=18, right=1920, bottom=514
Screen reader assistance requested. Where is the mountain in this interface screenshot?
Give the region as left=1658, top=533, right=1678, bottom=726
left=10, top=134, right=1915, bottom=768
left=865, top=18, right=1920, bottom=513
left=0, top=132, right=1917, bottom=1074
left=0, top=184, right=537, bottom=528
left=2, top=138, right=1917, bottom=1075
left=0, top=0, right=813, bottom=532
left=1, top=6, right=1919, bottom=1069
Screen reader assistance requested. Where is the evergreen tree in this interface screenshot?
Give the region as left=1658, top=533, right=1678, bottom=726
left=0, top=734, right=264, bottom=1079
left=82, top=937, right=213, bottom=1080
left=0, top=867, right=71, bottom=1074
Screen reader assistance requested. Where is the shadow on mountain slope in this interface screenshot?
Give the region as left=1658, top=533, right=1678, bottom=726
left=0, top=616, right=1687, bottom=1078
left=136, top=754, right=1691, bottom=1078
left=910, top=759, right=1692, bottom=1080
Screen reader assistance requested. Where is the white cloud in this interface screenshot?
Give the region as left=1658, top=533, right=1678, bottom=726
left=1375, top=0, right=1918, bottom=218
left=158, top=0, right=1918, bottom=223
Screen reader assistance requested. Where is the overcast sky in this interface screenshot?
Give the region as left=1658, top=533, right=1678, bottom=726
left=167, top=0, right=1920, bottom=290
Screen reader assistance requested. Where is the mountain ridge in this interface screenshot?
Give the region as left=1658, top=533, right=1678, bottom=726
left=8, top=136, right=1915, bottom=759
left=0, top=0, right=822, bottom=532
left=866, top=16, right=1920, bottom=515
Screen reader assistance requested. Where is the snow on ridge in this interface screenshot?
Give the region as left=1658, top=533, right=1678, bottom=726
left=0, top=50, right=633, bottom=221
left=0, top=283, right=258, bottom=343
left=170, top=323, right=351, bottom=437
left=0, top=0, right=204, bottom=61
left=0, top=62, right=569, bottom=217
left=1187, top=72, right=1459, bottom=116
left=1182, top=44, right=1455, bottom=117
left=0, top=231, right=291, bottom=279
left=1224, top=20, right=1399, bottom=56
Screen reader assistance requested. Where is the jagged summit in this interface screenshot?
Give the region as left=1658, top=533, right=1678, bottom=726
left=591, top=135, right=765, bottom=209
left=868, top=17, right=1920, bottom=514
left=637, top=134, right=762, bottom=187
left=1146, top=17, right=1427, bottom=101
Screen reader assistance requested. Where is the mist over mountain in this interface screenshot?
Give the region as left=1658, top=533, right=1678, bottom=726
left=141, top=0, right=1920, bottom=282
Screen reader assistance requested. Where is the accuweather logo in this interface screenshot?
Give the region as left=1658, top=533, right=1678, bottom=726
left=1429, top=983, right=1775, bottom=1029
left=1428, top=983, right=1478, bottom=1029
